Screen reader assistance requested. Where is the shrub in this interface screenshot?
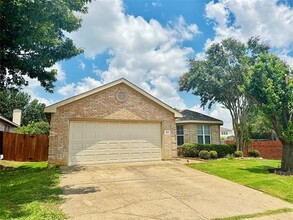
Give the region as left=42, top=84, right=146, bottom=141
left=181, top=143, right=236, bottom=158
left=226, top=154, right=235, bottom=160
left=234, top=151, right=243, bottom=158
left=14, top=121, right=49, bottom=135
left=182, top=143, right=199, bottom=157
left=210, top=150, right=218, bottom=159
left=248, top=150, right=260, bottom=157
left=199, top=150, right=210, bottom=159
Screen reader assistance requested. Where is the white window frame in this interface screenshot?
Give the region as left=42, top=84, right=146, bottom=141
left=197, top=125, right=211, bottom=144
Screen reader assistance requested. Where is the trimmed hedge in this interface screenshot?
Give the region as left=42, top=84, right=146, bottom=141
left=248, top=150, right=260, bottom=157
left=199, top=150, right=210, bottom=159
left=210, top=150, right=218, bottom=159
left=234, top=151, right=243, bottom=158
left=182, top=143, right=236, bottom=158
left=181, top=143, right=199, bottom=157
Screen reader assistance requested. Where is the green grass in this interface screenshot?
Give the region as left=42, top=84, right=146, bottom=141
left=211, top=208, right=293, bottom=220
left=188, top=159, right=293, bottom=203
left=0, top=161, right=65, bottom=220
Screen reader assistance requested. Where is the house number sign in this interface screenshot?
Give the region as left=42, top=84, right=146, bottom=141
left=164, top=130, right=171, bottom=135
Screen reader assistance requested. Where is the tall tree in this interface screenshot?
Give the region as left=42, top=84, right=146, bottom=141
left=0, top=89, right=30, bottom=120
left=0, top=0, right=91, bottom=92
left=22, top=99, right=47, bottom=125
left=0, top=89, right=46, bottom=125
left=179, top=37, right=269, bottom=150
left=248, top=109, right=274, bottom=140
left=245, top=53, right=293, bottom=172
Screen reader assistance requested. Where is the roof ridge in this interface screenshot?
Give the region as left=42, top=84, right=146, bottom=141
left=176, top=109, right=223, bottom=124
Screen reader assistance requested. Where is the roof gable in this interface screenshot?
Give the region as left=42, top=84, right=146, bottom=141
left=176, top=109, right=223, bottom=125
left=44, top=78, right=182, bottom=117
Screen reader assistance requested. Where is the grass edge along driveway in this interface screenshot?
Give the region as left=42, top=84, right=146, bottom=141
left=0, top=161, right=65, bottom=220
left=188, top=159, right=293, bottom=204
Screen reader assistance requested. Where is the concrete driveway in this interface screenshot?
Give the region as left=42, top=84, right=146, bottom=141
left=60, top=161, right=292, bottom=220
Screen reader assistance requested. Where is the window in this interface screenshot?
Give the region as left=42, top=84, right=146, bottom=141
left=176, top=125, right=184, bottom=146
left=197, top=125, right=211, bottom=144
left=221, top=131, right=228, bottom=135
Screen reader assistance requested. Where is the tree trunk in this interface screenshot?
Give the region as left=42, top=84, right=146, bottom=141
left=281, top=141, right=293, bottom=173
left=232, top=121, right=240, bottom=151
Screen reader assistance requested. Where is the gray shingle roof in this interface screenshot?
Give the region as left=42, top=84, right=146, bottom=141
left=176, top=109, right=223, bottom=124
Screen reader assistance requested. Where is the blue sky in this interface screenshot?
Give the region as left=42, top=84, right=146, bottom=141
left=24, top=0, right=293, bottom=129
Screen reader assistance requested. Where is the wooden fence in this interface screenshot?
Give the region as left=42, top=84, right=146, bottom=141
left=0, top=131, right=49, bottom=162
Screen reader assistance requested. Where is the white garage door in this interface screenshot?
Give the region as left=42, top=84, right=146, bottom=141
left=68, top=121, right=161, bottom=165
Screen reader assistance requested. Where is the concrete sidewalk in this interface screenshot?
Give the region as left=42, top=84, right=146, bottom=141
left=60, top=161, right=292, bottom=219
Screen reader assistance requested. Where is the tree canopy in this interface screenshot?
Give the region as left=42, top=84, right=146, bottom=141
left=179, top=37, right=269, bottom=150
left=0, top=89, right=47, bottom=125
left=245, top=53, right=293, bottom=172
left=0, top=0, right=91, bottom=92
left=248, top=110, right=274, bottom=140
left=0, top=89, right=30, bottom=120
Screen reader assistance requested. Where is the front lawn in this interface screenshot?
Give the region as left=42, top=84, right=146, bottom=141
left=188, top=159, right=293, bottom=203
left=0, top=161, right=65, bottom=220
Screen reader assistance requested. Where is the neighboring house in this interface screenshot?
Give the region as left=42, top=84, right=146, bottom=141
left=0, top=109, right=21, bottom=132
left=220, top=127, right=234, bottom=140
left=45, top=78, right=182, bottom=166
left=176, top=110, right=223, bottom=146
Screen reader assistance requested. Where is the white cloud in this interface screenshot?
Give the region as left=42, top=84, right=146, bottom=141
left=68, top=0, right=199, bottom=108
left=57, top=77, right=102, bottom=97
left=206, top=1, right=228, bottom=26
left=172, top=16, right=200, bottom=41
left=205, top=0, right=293, bottom=49
left=152, top=1, right=162, bottom=7
left=79, top=61, right=86, bottom=70
left=20, top=63, right=66, bottom=105
left=46, top=63, right=66, bottom=81
left=22, top=76, right=54, bottom=106
left=57, top=83, right=75, bottom=96
left=277, top=49, right=293, bottom=68
left=191, top=103, right=232, bottom=129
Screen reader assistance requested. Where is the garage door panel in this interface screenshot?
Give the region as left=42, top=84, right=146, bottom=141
left=120, top=153, right=130, bottom=160
left=84, top=132, right=96, bottom=139
left=109, top=153, right=119, bottom=160
left=120, top=142, right=130, bottom=150
left=97, top=132, right=108, bottom=139
left=85, top=122, right=96, bottom=130
left=96, top=143, right=107, bottom=151
left=131, top=142, right=141, bottom=149
left=120, top=132, right=130, bottom=139
left=131, top=153, right=140, bottom=160
left=71, top=132, right=83, bottom=140
left=71, top=143, right=83, bottom=151
left=109, top=143, right=119, bottom=149
left=69, top=121, right=161, bottom=165
left=96, top=154, right=107, bottom=161
left=71, top=155, right=82, bottom=163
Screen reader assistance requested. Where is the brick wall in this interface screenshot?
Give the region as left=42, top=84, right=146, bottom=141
left=243, top=140, right=283, bottom=159
left=48, top=83, right=177, bottom=166
left=176, top=123, right=221, bottom=145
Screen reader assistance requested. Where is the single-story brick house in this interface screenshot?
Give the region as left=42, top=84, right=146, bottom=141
left=45, top=78, right=223, bottom=166
left=176, top=109, right=223, bottom=146
left=45, top=78, right=182, bottom=166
